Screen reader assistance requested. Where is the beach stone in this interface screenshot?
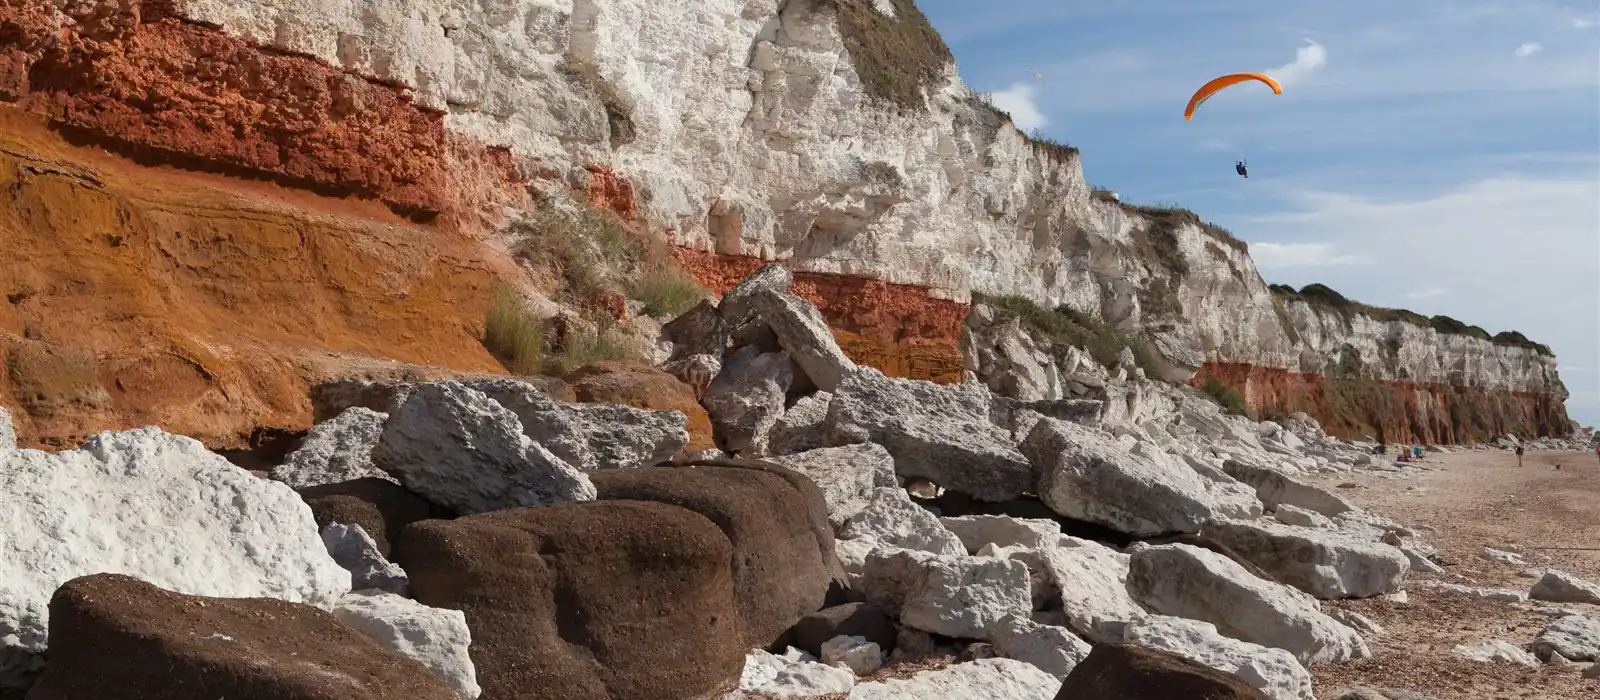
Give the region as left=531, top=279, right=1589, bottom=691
left=768, top=392, right=833, bottom=456
left=1222, top=460, right=1353, bottom=517
left=1530, top=614, right=1600, bottom=662
left=992, top=614, right=1093, bottom=680
left=269, top=406, right=393, bottom=488
left=332, top=590, right=480, bottom=698
left=821, top=635, right=883, bottom=676
left=321, top=522, right=409, bottom=596
left=787, top=603, right=897, bottom=659
left=749, top=290, right=857, bottom=391
left=1001, top=537, right=1146, bottom=644
left=848, top=658, right=1058, bottom=700
left=1055, top=641, right=1274, bottom=700
left=735, top=647, right=855, bottom=697
left=860, top=548, right=1031, bottom=640
left=1273, top=505, right=1330, bottom=529
left=702, top=346, right=794, bottom=455
left=839, top=487, right=967, bottom=557
left=940, top=515, right=1063, bottom=554
left=770, top=443, right=898, bottom=528
left=1203, top=518, right=1409, bottom=599
left=1122, top=615, right=1312, bottom=700
left=1450, top=639, right=1540, bottom=667
left=298, top=477, right=439, bottom=557
left=463, top=376, right=689, bottom=471
left=1529, top=570, right=1600, bottom=605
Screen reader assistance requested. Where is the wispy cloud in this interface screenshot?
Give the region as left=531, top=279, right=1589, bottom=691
left=1199, top=138, right=1233, bottom=152
left=1248, top=242, right=1362, bottom=269
left=1574, top=17, right=1600, bottom=29
left=1514, top=42, right=1543, bottom=58
left=1407, top=286, right=1448, bottom=299
left=1268, top=40, right=1328, bottom=85
left=989, top=82, right=1048, bottom=132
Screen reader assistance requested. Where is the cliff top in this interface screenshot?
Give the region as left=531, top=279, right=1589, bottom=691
left=1269, top=283, right=1555, bottom=357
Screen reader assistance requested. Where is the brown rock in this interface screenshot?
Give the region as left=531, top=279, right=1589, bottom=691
left=298, top=478, right=445, bottom=556
left=397, top=500, right=744, bottom=700
left=564, top=361, right=714, bottom=453
left=592, top=460, right=844, bottom=648
left=1056, top=643, right=1270, bottom=700
left=25, top=573, right=460, bottom=700
left=787, top=602, right=898, bottom=658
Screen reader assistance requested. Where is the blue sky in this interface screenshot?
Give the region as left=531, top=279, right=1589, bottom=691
left=917, top=0, right=1600, bottom=429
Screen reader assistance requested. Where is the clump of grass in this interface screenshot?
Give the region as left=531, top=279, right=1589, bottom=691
left=630, top=268, right=707, bottom=318
left=508, top=201, right=709, bottom=318
left=826, top=0, right=954, bottom=111
left=483, top=280, right=547, bottom=375
left=1199, top=377, right=1249, bottom=416
left=987, top=294, right=1161, bottom=376
left=547, top=317, right=639, bottom=376
left=1124, top=203, right=1248, bottom=253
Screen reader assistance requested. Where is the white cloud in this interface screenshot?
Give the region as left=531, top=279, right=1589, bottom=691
left=1199, top=138, right=1233, bottom=152
left=1574, top=17, right=1600, bottom=29
left=1248, top=242, right=1362, bottom=269
left=1268, top=40, right=1328, bottom=86
left=989, top=82, right=1048, bottom=133
left=1407, top=286, right=1447, bottom=299
left=1514, top=42, right=1543, bottom=58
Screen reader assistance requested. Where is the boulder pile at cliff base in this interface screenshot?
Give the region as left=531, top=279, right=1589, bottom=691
left=1, top=263, right=1593, bottom=700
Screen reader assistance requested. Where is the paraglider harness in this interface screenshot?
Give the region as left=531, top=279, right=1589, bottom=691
left=1235, top=160, right=1248, bottom=178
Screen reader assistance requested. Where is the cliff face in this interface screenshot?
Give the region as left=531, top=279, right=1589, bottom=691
left=0, top=0, right=1569, bottom=443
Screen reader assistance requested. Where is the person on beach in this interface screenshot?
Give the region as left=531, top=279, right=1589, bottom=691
left=1515, top=443, right=1524, bottom=468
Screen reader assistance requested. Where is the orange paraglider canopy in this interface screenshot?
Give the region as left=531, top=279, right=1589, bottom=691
left=1183, top=73, right=1282, bottom=119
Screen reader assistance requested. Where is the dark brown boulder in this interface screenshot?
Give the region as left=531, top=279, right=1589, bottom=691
left=25, top=573, right=460, bottom=700
left=298, top=477, right=444, bottom=556
left=787, top=602, right=898, bottom=658
left=396, top=500, right=744, bottom=700
left=1056, top=643, right=1270, bottom=700
left=592, top=460, right=845, bottom=648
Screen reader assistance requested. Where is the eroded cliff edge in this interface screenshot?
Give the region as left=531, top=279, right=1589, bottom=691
left=0, top=0, right=1568, bottom=443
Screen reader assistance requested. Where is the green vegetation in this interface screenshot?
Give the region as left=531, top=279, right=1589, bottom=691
left=828, top=0, right=953, bottom=111
left=1138, top=276, right=1183, bottom=320
left=1124, top=203, right=1249, bottom=253
left=484, top=280, right=547, bottom=376
left=1026, top=129, right=1081, bottom=160
left=507, top=202, right=708, bottom=316
left=554, top=59, right=635, bottom=145
left=631, top=268, right=706, bottom=318
left=987, top=294, right=1161, bottom=376
left=1491, top=330, right=1554, bottom=356
left=1199, top=377, right=1248, bottom=416
left=1270, top=283, right=1555, bottom=356
left=545, top=317, right=638, bottom=376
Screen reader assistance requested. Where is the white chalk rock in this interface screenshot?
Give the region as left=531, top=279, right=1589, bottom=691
left=369, top=381, right=596, bottom=515
left=701, top=345, right=794, bottom=455
left=1424, top=582, right=1528, bottom=603
left=991, top=614, right=1092, bottom=680
left=1450, top=639, right=1540, bottom=668
left=1531, top=615, right=1600, bottom=662
left=1, top=406, right=16, bottom=461
left=750, top=290, right=857, bottom=392
left=269, top=406, right=394, bottom=488
left=821, top=635, right=884, bottom=676
left=1203, top=518, right=1410, bottom=599
left=1529, top=570, right=1600, bottom=605
left=1127, top=543, right=1370, bottom=664
left=1003, top=537, right=1146, bottom=644
left=1400, top=546, right=1445, bottom=575
left=1479, top=547, right=1527, bottom=568
left=0, top=427, right=350, bottom=690
left=768, top=392, right=833, bottom=456
left=860, top=548, right=1031, bottom=640
left=1123, top=615, right=1314, bottom=700
left=845, top=658, right=1058, bottom=700
left=463, top=377, right=688, bottom=471
left=738, top=647, right=856, bottom=697
left=1273, top=504, right=1331, bottom=529
left=334, top=590, right=481, bottom=698
left=939, top=515, right=1063, bottom=554
left=321, top=522, right=409, bottom=596
left=1222, top=459, right=1354, bottom=517
left=839, top=487, right=966, bottom=557
left=772, top=443, right=898, bottom=528
left=1330, top=609, right=1385, bottom=636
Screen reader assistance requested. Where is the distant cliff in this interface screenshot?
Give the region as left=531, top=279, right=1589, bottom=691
left=0, top=0, right=1568, bottom=443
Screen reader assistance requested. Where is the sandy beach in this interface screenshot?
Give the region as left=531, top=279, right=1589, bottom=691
left=1303, top=447, right=1600, bottom=699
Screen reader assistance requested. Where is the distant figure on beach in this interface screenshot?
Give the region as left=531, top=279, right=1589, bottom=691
left=1515, top=444, right=1524, bottom=468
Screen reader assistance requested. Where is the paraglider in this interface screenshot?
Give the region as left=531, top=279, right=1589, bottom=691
left=1184, top=72, right=1281, bottom=178
left=1235, top=160, right=1248, bottom=178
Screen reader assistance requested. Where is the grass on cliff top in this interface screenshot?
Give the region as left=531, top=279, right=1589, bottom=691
left=987, top=294, right=1161, bottom=376
left=828, top=0, right=953, bottom=111
left=1269, top=283, right=1552, bottom=356
left=483, top=280, right=641, bottom=377
left=1124, top=203, right=1249, bottom=253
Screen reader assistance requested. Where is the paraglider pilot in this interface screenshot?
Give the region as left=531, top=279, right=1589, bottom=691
left=1235, top=160, right=1248, bottom=178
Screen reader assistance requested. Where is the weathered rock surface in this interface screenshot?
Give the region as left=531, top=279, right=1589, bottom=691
left=0, top=428, right=350, bottom=690
left=787, top=603, right=898, bottom=660
left=1529, top=570, right=1600, bottom=605
left=1222, top=460, right=1354, bottom=517
left=1056, top=642, right=1274, bottom=700
left=592, top=463, right=842, bottom=648
left=860, top=548, right=1032, bottom=640
left=1123, top=615, right=1314, bottom=700
left=770, top=443, right=898, bottom=528
left=940, top=515, right=1063, bottom=553
left=1330, top=610, right=1385, bottom=637
left=748, top=290, right=857, bottom=392
left=1203, top=518, right=1409, bottom=599
left=369, top=381, right=596, bottom=514
left=1423, top=582, right=1528, bottom=603
left=825, top=369, right=1034, bottom=502
left=25, top=573, right=458, bottom=700
left=661, top=299, right=730, bottom=361
left=992, top=614, right=1092, bottom=680
left=719, top=264, right=793, bottom=331
left=397, top=500, right=745, bottom=700
left=1273, top=505, right=1331, bottom=529
left=734, top=647, right=856, bottom=698
left=822, top=635, right=884, bottom=676
left=1530, top=614, right=1600, bottom=661
left=311, top=380, right=415, bottom=424
left=839, top=487, right=966, bottom=557
left=1479, top=547, right=1527, bottom=568
left=0, top=406, right=14, bottom=458
left=1005, top=537, right=1146, bottom=644
left=463, top=376, right=689, bottom=471
left=333, top=590, right=481, bottom=698
left=702, top=346, right=794, bottom=455
left=269, top=406, right=393, bottom=488
left=768, top=392, right=833, bottom=456
left=562, top=362, right=715, bottom=454
left=1023, top=417, right=1255, bottom=536
left=298, top=478, right=440, bottom=558
left=1449, top=639, right=1540, bottom=667
left=1128, top=543, right=1368, bottom=665
left=848, top=658, right=1059, bottom=700
left=322, top=523, right=409, bottom=596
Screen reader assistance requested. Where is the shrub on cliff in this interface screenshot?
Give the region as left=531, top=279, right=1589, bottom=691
left=988, top=295, right=1160, bottom=376
left=508, top=201, right=707, bottom=319
left=1491, top=330, right=1554, bottom=356
left=827, top=0, right=953, bottom=111
left=484, top=281, right=546, bottom=375
left=1199, top=378, right=1248, bottom=416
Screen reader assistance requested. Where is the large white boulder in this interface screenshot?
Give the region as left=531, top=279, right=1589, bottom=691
left=1223, top=459, right=1355, bottom=518
left=269, top=406, right=394, bottom=488
left=369, top=381, right=596, bottom=514
left=1450, top=639, right=1539, bottom=668
left=991, top=614, right=1092, bottom=680
left=1001, top=536, right=1146, bottom=644
left=1529, top=570, right=1600, bottom=605
left=845, top=658, right=1058, bottom=700
left=0, top=428, right=351, bottom=690
left=1203, top=518, right=1410, bottom=599
left=825, top=369, right=1034, bottom=502
left=771, top=443, right=898, bottom=528
left=1021, top=417, right=1257, bottom=536
left=838, top=488, right=966, bottom=557
left=749, top=289, right=857, bottom=392
left=736, top=647, right=857, bottom=697
left=1530, top=615, right=1600, bottom=661
left=701, top=345, right=794, bottom=455
left=939, top=515, right=1062, bottom=554
left=860, top=549, right=1031, bottom=640
left=333, top=590, right=481, bottom=698
left=463, top=377, right=688, bottom=471
left=1123, top=615, right=1314, bottom=700
left=1126, top=543, right=1370, bottom=664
